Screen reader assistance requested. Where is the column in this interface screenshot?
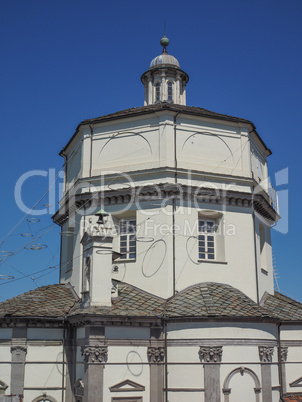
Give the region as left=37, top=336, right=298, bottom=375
left=148, top=346, right=164, bottom=402
left=82, top=344, right=107, bottom=402
left=10, top=327, right=27, bottom=397
left=199, top=346, right=223, bottom=402
left=259, top=346, right=274, bottom=402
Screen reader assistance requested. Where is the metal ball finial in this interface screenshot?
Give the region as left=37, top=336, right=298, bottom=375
left=160, top=35, right=169, bottom=48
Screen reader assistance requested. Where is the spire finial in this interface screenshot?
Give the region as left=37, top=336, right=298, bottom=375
left=160, top=23, right=169, bottom=54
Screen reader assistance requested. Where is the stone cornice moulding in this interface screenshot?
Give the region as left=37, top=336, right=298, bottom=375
left=53, top=183, right=278, bottom=225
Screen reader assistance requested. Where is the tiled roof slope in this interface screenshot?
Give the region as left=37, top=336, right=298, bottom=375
left=0, top=284, right=77, bottom=318
left=80, top=103, right=253, bottom=126
left=263, top=292, right=302, bottom=321
left=284, top=395, right=302, bottom=401
left=69, top=283, right=164, bottom=317
left=69, top=282, right=271, bottom=319
left=1, top=282, right=302, bottom=322
left=164, top=283, right=269, bottom=318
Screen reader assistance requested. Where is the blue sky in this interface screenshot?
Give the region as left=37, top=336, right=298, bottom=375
left=0, top=0, right=301, bottom=301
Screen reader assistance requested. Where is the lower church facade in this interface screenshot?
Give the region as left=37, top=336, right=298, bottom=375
left=1, top=283, right=302, bottom=401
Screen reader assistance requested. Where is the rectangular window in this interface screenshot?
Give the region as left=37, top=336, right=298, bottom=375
left=198, top=219, right=215, bottom=260
left=120, top=219, right=136, bottom=260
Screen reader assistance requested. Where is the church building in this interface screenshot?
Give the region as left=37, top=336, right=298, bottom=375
left=1, top=36, right=302, bottom=402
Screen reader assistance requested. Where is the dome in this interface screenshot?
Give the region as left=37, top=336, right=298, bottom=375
left=150, top=53, right=180, bottom=68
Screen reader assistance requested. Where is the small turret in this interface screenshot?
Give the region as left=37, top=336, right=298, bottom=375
left=141, top=36, right=189, bottom=105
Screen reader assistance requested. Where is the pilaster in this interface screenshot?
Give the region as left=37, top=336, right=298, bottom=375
left=199, top=346, right=222, bottom=402
left=82, top=326, right=106, bottom=402
left=280, top=346, right=288, bottom=394
left=259, top=346, right=273, bottom=402
left=10, top=327, right=27, bottom=397
left=148, top=337, right=164, bottom=402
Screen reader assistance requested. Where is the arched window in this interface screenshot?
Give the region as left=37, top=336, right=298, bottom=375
left=32, top=395, right=57, bottom=402
left=155, top=82, right=161, bottom=102
left=167, top=81, right=173, bottom=101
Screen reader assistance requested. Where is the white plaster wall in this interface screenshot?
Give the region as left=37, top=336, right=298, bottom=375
left=167, top=346, right=204, bottom=388
left=108, top=345, right=147, bottom=365
left=68, top=199, right=270, bottom=300
left=103, top=348, right=149, bottom=402
left=176, top=119, right=250, bottom=178
left=167, top=322, right=277, bottom=340
left=173, top=204, right=258, bottom=301
left=168, top=345, right=201, bottom=364
left=66, top=143, right=82, bottom=190
left=26, top=345, right=63, bottom=362
left=167, top=391, right=204, bottom=402
left=222, top=346, right=260, bottom=364
left=110, top=204, right=174, bottom=298
left=280, top=325, right=302, bottom=340
left=64, top=112, right=265, bottom=191
left=90, top=115, right=161, bottom=176
left=60, top=210, right=83, bottom=295
left=24, top=363, right=63, bottom=388
left=255, top=214, right=274, bottom=300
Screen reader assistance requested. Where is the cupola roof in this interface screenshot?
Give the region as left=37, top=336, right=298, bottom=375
left=150, top=53, right=180, bottom=68
left=149, top=35, right=180, bottom=69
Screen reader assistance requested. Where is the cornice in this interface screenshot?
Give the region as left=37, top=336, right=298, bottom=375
left=52, top=183, right=279, bottom=226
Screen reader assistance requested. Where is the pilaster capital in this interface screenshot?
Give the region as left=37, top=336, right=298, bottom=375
left=147, top=346, right=165, bottom=363
left=259, top=346, right=274, bottom=363
left=280, top=346, right=288, bottom=362
left=199, top=346, right=223, bottom=363
left=81, top=344, right=108, bottom=363
left=11, top=345, right=27, bottom=361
